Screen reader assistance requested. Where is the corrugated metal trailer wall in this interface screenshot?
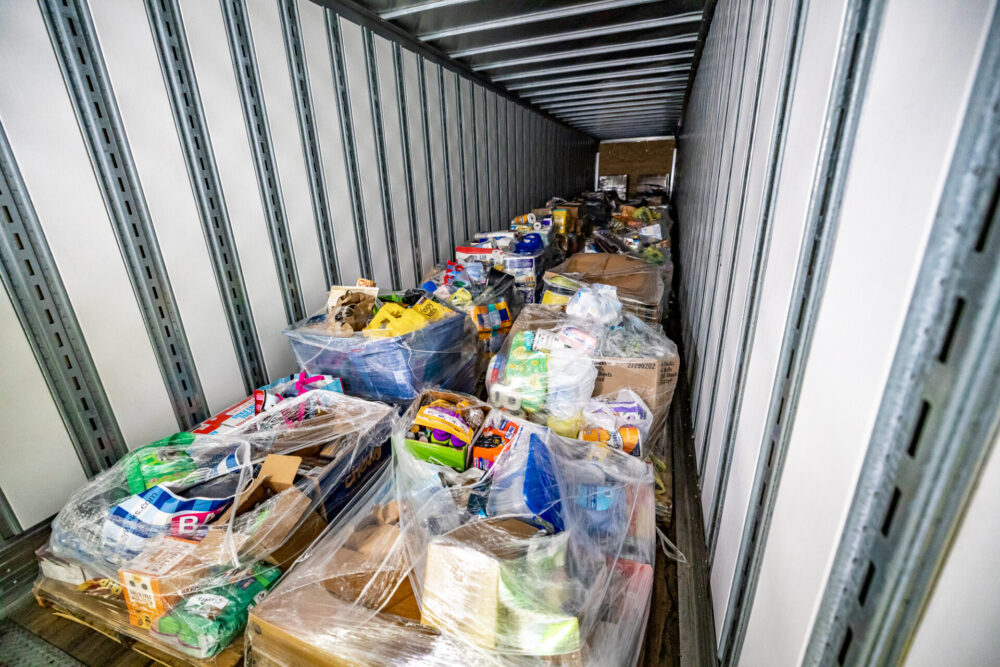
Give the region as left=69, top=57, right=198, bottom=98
left=0, top=0, right=594, bottom=533
left=675, top=0, right=999, bottom=665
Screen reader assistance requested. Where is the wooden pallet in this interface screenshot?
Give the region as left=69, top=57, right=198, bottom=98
left=33, top=577, right=243, bottom=667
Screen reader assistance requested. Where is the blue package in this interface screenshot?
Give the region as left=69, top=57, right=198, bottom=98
left=523, top=433, right=565, bottom=532
left=489, top=432, right=565, bottom=533
left=574, top=483, right=625, bottom=539
left=514, top=233, right=543, bottom=254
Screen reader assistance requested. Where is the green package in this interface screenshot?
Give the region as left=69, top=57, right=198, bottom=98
left=153, top=562, right=281, bottom=658
left=124, top=433, right=198, bottom=494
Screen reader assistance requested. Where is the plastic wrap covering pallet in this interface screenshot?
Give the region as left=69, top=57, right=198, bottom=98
left=421, top=265, right=525, bottom=389
left=543, top=254, right=665, bottom=324
left=487, top=304, right=678, bottom=459
left=284, top=291, right=475, bottom=403
left=39, top=390, right=396, bottom=662
left=33, top=577, right=242, bottom=667
left=248, top=407, right=657, bottom=666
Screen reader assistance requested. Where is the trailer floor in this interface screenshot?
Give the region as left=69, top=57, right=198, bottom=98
left=1, top=593, right=150, bottom=666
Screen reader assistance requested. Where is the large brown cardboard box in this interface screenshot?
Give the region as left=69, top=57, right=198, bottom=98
left=592, top=357, right=677, bottom=416
left=550, top=253, right=664, bottom=323
left=504, top=306, right=678, bottom=454
left=593, top=354, right=678, bottom=455
left=247, top=501, right=433, bottom=666
left=248, top=582, right=438, bottom=666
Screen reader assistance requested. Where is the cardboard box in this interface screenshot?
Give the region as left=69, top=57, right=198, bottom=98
left=119, top=537, right=201, bottom=627
left=421, top=518, right=544, bottom=649
left=455, top=245, right=498, bottom=272
left=206, top=455, right=326, bottom=565
left=119, top=455, right=327, bottom=627
left=247, top=501, right=433, bottom=665
left=549, top=253, right=664, bottom=322
left=399, top=389, right=493, bottom=472
left=248, top=582, right=439, bottom=666
left=320, top=550, right=418, bottom=621
left=592, top=355, right=678, bottom=420
left=191, top=396, right=256, bottom=435
left=204, top=392, right=392, bottom=524
left=307, top=437, right=389, bottom=520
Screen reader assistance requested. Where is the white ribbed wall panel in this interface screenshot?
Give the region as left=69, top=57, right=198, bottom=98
left=676, top=0, right=997, bottom=662
left=741, top=1, right=994, bottom=662
left=0, top=0, right=593, bottom=529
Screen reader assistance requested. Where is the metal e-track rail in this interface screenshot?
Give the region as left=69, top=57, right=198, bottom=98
left=219, top=0, right=304, bottom=324
left=805, top=12, right=1000, bottom=665
left=145, top=0, right=268, bottom=394
left=0, top=122, right=125, bottom=476
left=325, top=8, right=374, bottom=281
left=362, top=28, right=402, bottom=289
left=279, top=0, right=341, bottom=288
left=39, top=0, right=207, bottom=429
left=393, top=42, right=424, bottom=285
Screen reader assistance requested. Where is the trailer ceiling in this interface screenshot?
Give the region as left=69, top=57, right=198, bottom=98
left=330, top=0, right=710, bottom=140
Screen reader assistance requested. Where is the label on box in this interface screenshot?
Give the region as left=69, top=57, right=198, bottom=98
left=191, top=397, right=256, bottom=435
left=503, top=257, right=539, bottom=276
left=120, top=538, right=198, bottom=622
left=184, top=593, right=231, bottom=618
left=640, top=223, right=662, bottom=240
left=456, top=246, right=494, bottom=264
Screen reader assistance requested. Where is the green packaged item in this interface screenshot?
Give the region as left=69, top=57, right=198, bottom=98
left=152, top=562, right=281, bottom=658
left=124, top=433, right=198, bottom=494
left=404, top=438, right=467, bottom=471
left=506, top=332, right=548, bottom=412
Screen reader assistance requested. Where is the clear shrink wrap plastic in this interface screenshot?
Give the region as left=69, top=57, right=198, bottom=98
left=422, top=264, right=525, bottom=364
left=588, top=227, right=675, bottom=297
left=41, top=390, right=396, bottom=662
left=247, top=406, right=656, bottom=666
left=542, top=253, right=665, bottom=324
left=486, top=295, right=678, bottom=459
left=283, top=288, right=476, bottom=403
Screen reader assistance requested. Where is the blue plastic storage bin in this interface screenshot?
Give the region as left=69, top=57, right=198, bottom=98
left=283, top=297, right=472, bottom=403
